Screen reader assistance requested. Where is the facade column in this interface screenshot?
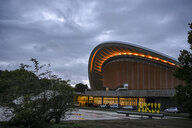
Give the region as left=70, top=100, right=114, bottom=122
left=93, top=97, right=94, bottom=103
left=137, top=97, right=139, bottom=107
left=102, top=96, right=104, bottom=104
left=118, top=97, right=120, bottom=105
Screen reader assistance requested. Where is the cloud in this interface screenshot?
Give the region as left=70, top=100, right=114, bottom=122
left=0, top=0, right=192, bottom=88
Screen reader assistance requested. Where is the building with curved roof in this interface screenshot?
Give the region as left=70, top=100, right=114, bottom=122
left=88, top=41, right=182, bottom=90
left=75, top=41, right=183, bottom=108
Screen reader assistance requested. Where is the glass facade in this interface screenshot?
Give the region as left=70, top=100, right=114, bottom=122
left=103, top=97, right=118, bottom=104
left=76, top=96, right=88, bottom=106
left=138, top=97, right=145, bottom=106
left=75, top=96, right=146, bottom=107
left=120, top=98, right=137, bottom=106
left=94, top=97, right=102, bottom=104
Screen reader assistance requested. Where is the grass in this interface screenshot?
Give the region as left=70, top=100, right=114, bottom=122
left=1, top=118, right=192, bottom=128
left=50, top=118, right=192, bottom=128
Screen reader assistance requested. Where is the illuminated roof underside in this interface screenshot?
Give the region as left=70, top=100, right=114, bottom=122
left=91, top=47, right=177, bottom=73
left=88, top=41, right=179, bottom=90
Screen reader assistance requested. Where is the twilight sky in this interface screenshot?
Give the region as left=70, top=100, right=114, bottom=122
left=0, top=0, right=192, bottom=87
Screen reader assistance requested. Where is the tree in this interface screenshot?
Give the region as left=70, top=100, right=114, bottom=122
left=0, top=58, right=75, bottom=127
left=74, top=83, right=88, bottom=93
left=174, top=23, right=192, bottom=117
left=48, top=80, right=74, bottom=123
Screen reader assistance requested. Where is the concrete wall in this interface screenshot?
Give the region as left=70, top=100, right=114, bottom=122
left=83, top=89, right=176, bottom=97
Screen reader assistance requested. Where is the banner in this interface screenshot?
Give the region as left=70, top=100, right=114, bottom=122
left=138, top=102, right=161, bottom=114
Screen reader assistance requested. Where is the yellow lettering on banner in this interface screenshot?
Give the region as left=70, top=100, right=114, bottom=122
left=138, top=102, right=161, bottom=114
left=155, top=103, right=161, bottom=114
left=138, top=102, right=143, bottom=112
left=142, top=103, right=145, bottom=112
left=144, top=103, right=151, bottom=113
left=154, top=103, right=157, bottom=113
left=151, top=103, right=155, bottom=113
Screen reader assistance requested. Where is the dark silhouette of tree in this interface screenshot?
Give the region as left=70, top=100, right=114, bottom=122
left=174, top=23, right=192, bottom=117
left=0, top=58, right=74, bottom=127
left=75, top=83, right=88, bottom=93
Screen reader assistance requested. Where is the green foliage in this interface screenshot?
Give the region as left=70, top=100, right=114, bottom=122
left=174, top=23, right=192, bottom=117
left=45, top=80, right=75, bottom=124
left=174, top=85, right=192, bottom=114
left=75, top=83, right=88, bottom=93
left=174, top=50, right=192, bottom=85
left=0, top=69, right=40, bottom=105
left=188, top=23, right=192, bottom=48
left=0, top=58, right=74, bottom=127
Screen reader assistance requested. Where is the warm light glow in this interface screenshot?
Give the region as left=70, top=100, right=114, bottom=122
left=170, top=63, right=175, bottom=66
left=139, top=54, right=145, bottom=57
left=90, top=49, right=100, bottom=72
left=90, top=47, right=178, bottom=72
left=154, top=57, right=159, bottom=60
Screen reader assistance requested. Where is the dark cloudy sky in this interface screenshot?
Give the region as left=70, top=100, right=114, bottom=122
left=0, top=0, right=192, bottom=87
